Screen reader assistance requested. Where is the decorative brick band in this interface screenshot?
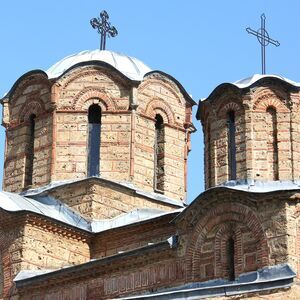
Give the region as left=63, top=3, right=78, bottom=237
left=74, top=88, right=116, bottom=111
left=19, top=100, right=45, bottom=122
left=216, top=100, right=243, bottom=118
left=185, top=202, right=269, bottom=281
left=253, top=90, right=289, bottom=112
left=144, top=99, right=175, bottom=125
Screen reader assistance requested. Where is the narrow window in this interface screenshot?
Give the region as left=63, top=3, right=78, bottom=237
left=266, top=107, right=279, bottom=180
left=206, top=122, right=212, bottom=187
left=25, top=114, right=36, bottom=187
left=87, top=104, right=101, bottom=177
left=226, top=237, right=235, bottom=281
left=227, top=111, right=236, bottom=180
left=154, top=114, right=164, bottom=192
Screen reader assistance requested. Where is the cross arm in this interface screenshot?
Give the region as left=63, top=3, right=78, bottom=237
left=90, top=18, right=100, bottom=29
left=246, top=27, right=280, bottom=47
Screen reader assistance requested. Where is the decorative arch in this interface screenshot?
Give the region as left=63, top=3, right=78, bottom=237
left=185, top=201, right=269, bottom=282
left=144, top=98, right=175, bottom=125
left=19, top=100, right=44, bottom=123
left=74, top=88, right=116, bottom=111
left=253, top=90, right=289, bottom=113
left=216, top=100, right=243, bottom=119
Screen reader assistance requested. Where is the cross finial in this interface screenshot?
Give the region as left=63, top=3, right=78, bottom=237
left=90, top=10, right=118, bottom=50
left=246, top=14, right=280, bottom=74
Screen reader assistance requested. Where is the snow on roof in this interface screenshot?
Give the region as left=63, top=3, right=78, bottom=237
left=200, top=74, right=300, bottom=104
left=15, top=263, right=295, bottom=297
left=0, top=190, right=181, bottom=233
left=0, top=191, right=90, bottom=231
left=91, top=208, right=182, bottom=232
left=233, top=74, right=300, bottom=89
left=21, top=177, right=185, bottom=208
left=46, top=50, right=152, bottom=80
left=14, top=269, right=56, bottom=282
left=217, top=179, right=300, bottom=193
left=121, top=264, right=295, bottom=299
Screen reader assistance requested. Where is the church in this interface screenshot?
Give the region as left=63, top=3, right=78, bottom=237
left=0, top=11, right=300, bottom=300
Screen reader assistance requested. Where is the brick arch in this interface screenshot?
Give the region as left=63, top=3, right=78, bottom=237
left=185, top=202, right=269, bottom=282
left=253, top=91, right=289, bottom=113
left=216, top=101, right=243, bottom=118
left=144, top=99, right=175, bottom=125
left=74, top=88, right=116, bottom=111
left=19, top=100, right=45, bottom=122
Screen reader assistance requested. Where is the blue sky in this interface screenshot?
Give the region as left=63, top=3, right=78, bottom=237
left=1, top=1, right=299, bottom=202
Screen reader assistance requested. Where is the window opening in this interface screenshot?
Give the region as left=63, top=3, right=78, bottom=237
left=87, top=104, right=101, bottom=176
left=226, top=237, right=235, bottom=281
left=266, top=107, right=279, bottom=180
left=227, top=111, right=236, bottom=180
left=206, top=122, right=212, bottom=187
left=25, top=114, right=36, bottom=187
left=154, top=114, right=164, bottom=192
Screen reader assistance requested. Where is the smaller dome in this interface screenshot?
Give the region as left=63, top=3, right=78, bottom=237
left=46, top=50, right=152, bottom=81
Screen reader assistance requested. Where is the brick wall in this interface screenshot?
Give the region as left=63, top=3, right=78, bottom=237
left=22, top=223, right=90, bottom=270
left=47, top=178, right=180, bottom=220
left=177, top=189, right=296, bottom=283
left=135, top=74, right=190, bottom=200
left=0, top=211, right=26, bottom=299
left=2, top=73, right=53, bottom=192
left=91, top=214, right=176, bottom=258
left=18, top=249, right=183, bottom=300
left=2, top=66, right=194, bottom=203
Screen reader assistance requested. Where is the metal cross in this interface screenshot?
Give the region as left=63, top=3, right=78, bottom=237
left=90, top=10, right=118, bottom=50
left=246, top=14, right=280, bottom=74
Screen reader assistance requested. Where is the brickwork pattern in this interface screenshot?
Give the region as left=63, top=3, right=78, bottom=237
left=13, top=189, right=300, bottom=300
left=200, top=81, right=297, bottom=188
left=91, top=214, right=176, bottom=258
left=22, top=223, right=90, bottom=270
left=2, top=66, right=194, bottom=204
left=47, top=178, right=179, bottom=220
left=0, top=211, right=26, bottom=299
left=2, top=73, right=53, bottom=192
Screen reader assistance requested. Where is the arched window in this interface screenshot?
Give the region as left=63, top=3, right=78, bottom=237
left=87, top=104, right=101, bottom=177
left=266, top=107, right=279, bottom=180
left=226, top=237, right=235, bottom=281
left=227, top=111, right=236, bottom=180
left=24, top=114, right=36, bottom=187
left=154, top=114, right=165, bottom=192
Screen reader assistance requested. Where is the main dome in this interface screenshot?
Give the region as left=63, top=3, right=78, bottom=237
left=46, top=50, right=152, bottom=81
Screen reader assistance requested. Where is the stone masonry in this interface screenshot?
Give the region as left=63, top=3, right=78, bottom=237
left=198, top=78, right=300, bottom=189
left=1, top=52, right=300, bottom=300
left=2, top=66, right=195, bottom=202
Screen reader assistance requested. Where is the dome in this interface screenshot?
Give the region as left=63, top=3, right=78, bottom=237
left=233, top=74, right=300, bottom=88
left=46, top=50, right=152, bottom=81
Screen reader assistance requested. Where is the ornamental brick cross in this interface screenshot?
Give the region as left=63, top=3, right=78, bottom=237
left=90, top=10, right=118, bottom=50
left=246, top=14, right=280, bottom=74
